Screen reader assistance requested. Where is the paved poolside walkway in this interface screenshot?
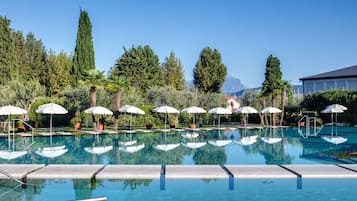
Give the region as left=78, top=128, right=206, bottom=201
left=1, top=164, right=357, bottom=181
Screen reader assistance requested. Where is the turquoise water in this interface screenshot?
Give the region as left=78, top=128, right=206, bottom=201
left=0, top=127, right=356, bottom=200
left=2, top=178, right=357, bottom=201
left=0, top=127, right=356, bottom=165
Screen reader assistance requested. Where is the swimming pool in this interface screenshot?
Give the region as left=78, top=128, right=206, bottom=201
left=2, top=178, right=357, bottom=201
left=0, top=127, right=356, bottom=165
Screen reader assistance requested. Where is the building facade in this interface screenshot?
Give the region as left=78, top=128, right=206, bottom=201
left=300, top=65, right=357, bottom=94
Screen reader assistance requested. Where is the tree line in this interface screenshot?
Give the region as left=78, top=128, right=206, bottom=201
left=0, top=10, right=228, bottom=128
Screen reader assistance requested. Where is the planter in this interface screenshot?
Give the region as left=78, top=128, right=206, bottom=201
left=169, top=123, right=176, bottom=128
left=189, top=123, right=196, bottom=129
left=17, top=125, right=26, bottom=132
left=146, top=124, right=153, bottom=129
left=98, top=124, right=104, bottom=131
left=74, top=122, right=81, bottom=130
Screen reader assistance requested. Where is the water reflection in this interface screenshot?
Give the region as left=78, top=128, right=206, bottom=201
left=0, top=127, right=356, bottom=165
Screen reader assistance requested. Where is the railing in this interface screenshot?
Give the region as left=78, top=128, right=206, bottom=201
left=13, top=118, right=35, bottom=142
left=298, top=115, right=323, bottom=138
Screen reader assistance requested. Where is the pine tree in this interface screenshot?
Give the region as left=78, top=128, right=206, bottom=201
left=112, top=45, right=163, bottom=92
left=162, top=51, right=185, bottom=90
left=193, top=47, right=227, bottom=93
left=71, top=9, right=95, bottom=86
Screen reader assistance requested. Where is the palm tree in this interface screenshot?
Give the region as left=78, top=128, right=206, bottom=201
left=106, top=75, right=130, bottom=130
left=278, top=80, right=292, bottom=126
left=81, top=69, right=105, bottom=127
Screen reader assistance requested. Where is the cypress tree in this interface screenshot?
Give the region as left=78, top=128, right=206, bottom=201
left=162, top=51, right=185, bottom=90
left=71, top=9, right=95, bottom=85
left=0, top=16, right=16, bottom=84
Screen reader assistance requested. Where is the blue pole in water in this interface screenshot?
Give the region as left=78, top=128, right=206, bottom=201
left=160, top=161, right=166, bottom=190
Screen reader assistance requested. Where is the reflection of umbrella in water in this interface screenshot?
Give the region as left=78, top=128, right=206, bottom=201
left=36, top=103, right=68, bottom=158
left=260, top=107, right=282, bottom=144
left=235, top=106, right=258, bottom=145
left=0, top=105, right=28, bottom=157
left=208, top=107, right=232, bottom=129
left=181, top=142, right=206, bottom=149
left=208, top=130, right=232, bottom=147
left=0, top=150, right=27, bottom=160
left=153, top=132, right=181, bottom=152
left=321, top=104, right=347, bottom=144
left=84, top=135, right=113, bottom=155
left=119, top=143, right=145, bottom=153
left=181, top=106, right=206, bottom=126
left=151, top=105, right=181, bottom=152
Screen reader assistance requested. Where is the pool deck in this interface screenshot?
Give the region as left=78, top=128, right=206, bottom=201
left=1, top=164, right=357, bottom=181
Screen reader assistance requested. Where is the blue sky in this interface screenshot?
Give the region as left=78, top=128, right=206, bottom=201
left=1, top=0, right=357, bottom=87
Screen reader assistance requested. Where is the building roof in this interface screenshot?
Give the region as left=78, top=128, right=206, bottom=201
left=300, top=65, right=357, bottom=81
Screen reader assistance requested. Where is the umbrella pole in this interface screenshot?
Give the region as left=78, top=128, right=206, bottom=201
left=12, top=119, right=15, bottom=151
left=330, top=113, right=333, bottom=136
left=50, top=114, right=53, bottom=145
left=335, top=113, right=338, bottom=136
left=218, top=115, right=220, bottom=129
left=8, top=114, right=10, bottom=150
left=130, top=115, right=132, bottom=130
left=164, top=113, right=167, bottom=130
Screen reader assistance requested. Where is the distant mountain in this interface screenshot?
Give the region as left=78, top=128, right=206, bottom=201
left=222, top=75, right=245, bottom=93
left=230, top=85, right=303, bottom=98
left=186, top=75, right=245, bottom=93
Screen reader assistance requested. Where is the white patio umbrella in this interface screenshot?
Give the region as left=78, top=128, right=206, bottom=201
left=0, top=105, right=27, bottom=148
left=119, top=105, right=145, bottom=129
left=36, top=103, right=68, bottom=135
left=260, top=107, right=281, bottom=127
left=181, top=106, right=206, bottom=126
left=321, top=104, right=346, bottom=136
left=236, top=106, right=258, bottom=127
left=152, top=105, right=180, bottom=129
left=84, top=106, right=113, bottom=130
left=84, top=106, right=113, bottom=115
left=260, top=107, right=282, bottom=143
left=208, top=107, right=232, bottom=128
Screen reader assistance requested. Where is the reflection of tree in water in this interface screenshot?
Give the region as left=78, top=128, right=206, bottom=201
left=0, top=179, right=47, bottom=201
left=73, top=179, right=95, bottom=200
left=192, top=146, right=227, bottom=165
left=121, top=179, right=152, bottom=191
left=258, top=129, right=294, bottom=164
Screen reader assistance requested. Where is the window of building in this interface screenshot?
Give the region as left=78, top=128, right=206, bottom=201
left=336, top=80, right=346, bottom=89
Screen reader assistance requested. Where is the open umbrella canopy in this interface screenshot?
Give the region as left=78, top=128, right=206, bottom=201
left=0, top=105, right=27, bottom=115
left=325, top=104, right=347, bottom=111
left=321, top=103, right=347, bottom=114
left=84, top=106, right=113, bottom=115
left=119, top=105, right=145, bottom=115
left=208, top=107, right=232, bottom=115
left=236, top=106, right=258, bottom=114
left=260, top=107, right=282, bottom=114
left=181, top=106, right=206, bottom=114
left=152, top=105, right=180, bottom=114
left=36, top=103, right=68, bottom=114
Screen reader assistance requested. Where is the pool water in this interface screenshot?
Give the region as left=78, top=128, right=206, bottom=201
left=2, top=178, right=357, bottom=201
left=0, top=127, right=356, bottom=165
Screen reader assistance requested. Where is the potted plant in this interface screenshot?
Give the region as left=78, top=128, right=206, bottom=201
left=70, top=117, right=81, bottom=130
left=169, top=115, right=178, bottom=128
left=145, top=115, right=155, bottom=129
